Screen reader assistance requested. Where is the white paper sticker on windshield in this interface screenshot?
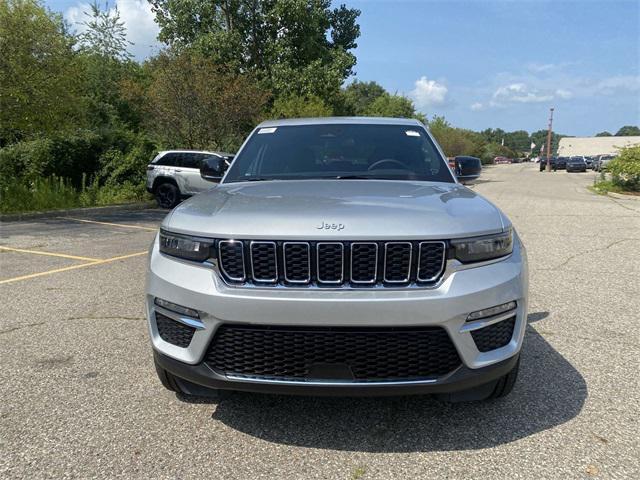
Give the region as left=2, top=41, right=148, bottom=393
left=405, top=130, right=421, bottom=137
left=258, top=127, right=277, bottom=134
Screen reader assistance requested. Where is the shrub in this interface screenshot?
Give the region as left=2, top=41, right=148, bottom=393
left=0, top=131, right=104, bottom=188
left=608, top=145, right=640, bottom=191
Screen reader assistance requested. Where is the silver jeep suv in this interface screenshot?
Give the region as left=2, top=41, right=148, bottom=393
left=146, top=150, right=233, bottom=208
left=146, top=118, right=528, bottom=401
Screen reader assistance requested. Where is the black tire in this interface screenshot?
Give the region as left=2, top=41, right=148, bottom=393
left=153, top=359, right=222, bottom=399
left=486, top=357, right=520, bottom=399
left=437, top=358, right=520, bottom=402
left=154, top=359, right=181, bottom=393
left=154, top=182, right=180, bottom=209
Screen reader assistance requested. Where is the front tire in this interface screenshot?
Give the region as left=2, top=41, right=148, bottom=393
left=154, top=359, right=222, bottom=399
left=154, top=182, right=180, bottom=209
left=437, top=358, right=520, bottom=402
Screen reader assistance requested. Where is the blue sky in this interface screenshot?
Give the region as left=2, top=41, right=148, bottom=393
left=46, top=0, right=639, bottom=136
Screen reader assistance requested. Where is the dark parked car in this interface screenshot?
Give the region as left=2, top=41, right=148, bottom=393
left=556, top=157, right=569, bottom=169
left=566, top=157, right=587, bottom=172
left=584, top=156, right=596, bottom=169
left=539, top=157, right=557, bottom=171
left=453, top=156, right=482, bottom=184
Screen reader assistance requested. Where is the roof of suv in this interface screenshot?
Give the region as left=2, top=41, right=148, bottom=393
left=257, top=116, right=424, bottom=128
left=157, top=150, right=234, bottom=157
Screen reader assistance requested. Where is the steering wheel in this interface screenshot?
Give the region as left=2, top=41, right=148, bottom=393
left=368, top=158, right=408, bottom=171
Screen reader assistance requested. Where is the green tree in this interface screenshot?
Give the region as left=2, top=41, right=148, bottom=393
left=615, top=125, right=640, bottom=136
left=149, top=0, right=360, bottom=101
left=145, top=51, right=269, bottom=150
left=428, top=116, right=485, bottom=158
left=503, top=130, right=531, bottom=153
left=364, top=93, right=419, bottom=119
left=595, top=131, right=612, bottom=137
left=269, top=94, right=332, bottom=118
left=77, top=1, right=132, bottom=61
left=0, top=0, right=82, bottom=144
left=530, top=129, right=565, bottom=156
left=343, top=80, right=386, bottom=115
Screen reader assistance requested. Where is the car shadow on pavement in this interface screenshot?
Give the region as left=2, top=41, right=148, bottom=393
left=206, top=311, right=587, bottom=452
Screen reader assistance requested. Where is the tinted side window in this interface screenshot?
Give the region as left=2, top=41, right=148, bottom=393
left=154, top=153, right=180, bottom=166
left=181, top=153, right=205, bottom=169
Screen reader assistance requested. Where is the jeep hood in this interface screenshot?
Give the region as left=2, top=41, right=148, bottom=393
left=163, top=180, right=506, bottom=240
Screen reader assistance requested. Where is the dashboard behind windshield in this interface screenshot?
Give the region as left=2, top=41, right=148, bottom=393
left=223, top=124, right=455, bottom=184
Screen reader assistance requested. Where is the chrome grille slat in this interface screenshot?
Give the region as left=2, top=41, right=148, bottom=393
left=383, top=242, right=413, bottom=283
left=216, top=239, right=446, bottom=288
left=417, top=241, right=446, bottom=282
left=316, top=242, right=344, bottom=284
left=218, top=240, right=246, bottom=282
left=350, top=242, right=378, bottom=284
left=283, top=242, right=311, bottom=284
left=250, top=241, right=278, bottom=283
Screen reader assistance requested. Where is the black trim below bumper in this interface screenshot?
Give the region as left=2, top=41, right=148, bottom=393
left=153, top=350, right=520, bottom=397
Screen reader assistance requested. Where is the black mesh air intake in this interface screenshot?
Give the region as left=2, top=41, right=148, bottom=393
left=155, top=312, right=195, bottom=348
left=471, top=316, right=516, bottom=352
left=205, top=324, right=462, bottom=382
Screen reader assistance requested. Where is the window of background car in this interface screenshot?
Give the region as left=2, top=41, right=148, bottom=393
left=181, top=153, right=205, bottom=169
left=223, top=124, right=455, bottom=184
left=153, top=152, right=180, bottom=166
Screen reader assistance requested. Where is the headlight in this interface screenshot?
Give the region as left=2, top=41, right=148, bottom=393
left=159, top=229, right=214, bottom=262
left=451, top=229, right=513, bottom=263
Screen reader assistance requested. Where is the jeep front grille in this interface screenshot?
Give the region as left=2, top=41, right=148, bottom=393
left=216, top=239, right=446, bottom=288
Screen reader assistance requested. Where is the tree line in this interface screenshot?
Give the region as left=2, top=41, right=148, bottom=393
left=1, top=0, right=638, bottom=210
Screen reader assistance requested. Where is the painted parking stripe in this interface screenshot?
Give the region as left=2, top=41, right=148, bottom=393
left=61, top=217, right=157, bottom=231
left=0, top=251, right=147, bottom=285
left=0, top=246, right=101, bottom=262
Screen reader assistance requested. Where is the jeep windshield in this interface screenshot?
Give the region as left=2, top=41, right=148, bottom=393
left=223, top=123, right=455, bottom=184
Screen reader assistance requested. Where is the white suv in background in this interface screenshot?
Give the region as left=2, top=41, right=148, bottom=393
left=147, top=150, right=233, bottom=208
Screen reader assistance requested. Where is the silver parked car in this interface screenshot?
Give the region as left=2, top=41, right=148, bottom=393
left=146, top=117, right=528, bottom=401
left=146, top=150, right=233, bottom=208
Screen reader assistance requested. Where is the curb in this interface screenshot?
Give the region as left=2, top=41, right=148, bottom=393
left=0, top=201, right=158, bottom=222
left=607, top=192, right=640, bottom=201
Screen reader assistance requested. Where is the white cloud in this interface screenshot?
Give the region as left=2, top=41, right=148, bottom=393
left=491, top=83, right=553, bottom=105
left=555, top=89, right=573, bottom=99
left=65, top=0, right=160, bottom=60
left=410, top=76, right=448, bottom=109
left=470, top=102, right=484, bottom=111
left=527, top=63, right=556, bottom=73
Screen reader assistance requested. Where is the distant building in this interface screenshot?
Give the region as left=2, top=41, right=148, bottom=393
left=558, top=136, right=640, bottom=156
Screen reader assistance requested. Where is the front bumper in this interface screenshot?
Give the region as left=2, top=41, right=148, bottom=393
left=145, top=234, right=528, bottom=394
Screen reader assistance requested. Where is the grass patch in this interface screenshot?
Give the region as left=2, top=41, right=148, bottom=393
left=589, top=180, right=624, bottom=196
left=0, top=175, right=151, bottom=214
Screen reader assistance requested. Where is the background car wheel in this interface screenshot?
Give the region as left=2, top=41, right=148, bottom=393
left=154, top=182, right=179, bottom=209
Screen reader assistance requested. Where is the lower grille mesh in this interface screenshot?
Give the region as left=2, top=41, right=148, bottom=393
left=155, top=312, right=195, bottom=348
left=471, top=316, right=516, bottom=352
left=205, top=324, right=462, bottom=382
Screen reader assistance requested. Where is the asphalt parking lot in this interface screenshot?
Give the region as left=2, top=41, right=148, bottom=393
left=1, top=164, right=639, bottom=479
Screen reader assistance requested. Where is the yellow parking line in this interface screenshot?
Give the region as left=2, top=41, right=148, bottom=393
left=0, top=251, right=147, bottom=285
left=61, top=217, right=157, bottom=231
left=0, top=246, right=101, bottom=262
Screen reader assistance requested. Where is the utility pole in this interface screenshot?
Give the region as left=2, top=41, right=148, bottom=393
left=545, top=107, right=555, bottom=172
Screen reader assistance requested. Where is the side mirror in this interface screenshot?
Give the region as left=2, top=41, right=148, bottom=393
left=454, top=156, right=482, bottom=185
left=200, top=156, right=228, bottom=183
